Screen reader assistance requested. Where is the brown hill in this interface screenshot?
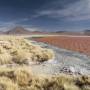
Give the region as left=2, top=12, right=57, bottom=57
left=29, top=31, right=48, bottom=34
left=0, top=31, right=4, bottom=34
left=5, top=26, right=31, bottom=35
left=84, top=30, right=90, bottom=35
left=5, top=26, right=47, bottom=35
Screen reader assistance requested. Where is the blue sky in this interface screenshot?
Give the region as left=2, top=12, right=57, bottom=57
left=0, top=0, right=90, bottom=32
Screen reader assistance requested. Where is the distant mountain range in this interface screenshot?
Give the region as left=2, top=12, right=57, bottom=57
left=84, top=30, right=90, bottom=35
left=55, top=30, right=90, bottom=35
left=0, top=26, right=90, bottom=35
left=0, top=31, right=4, bottom=34
left=0, top=26, right=45, bottom=35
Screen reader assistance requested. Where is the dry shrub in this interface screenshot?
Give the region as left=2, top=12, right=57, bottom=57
left=14, top=67, right=32, bottom=86
left=0, top=53, right=12, bottom=65
left=0, top=67, right=14, bottom=78
left=0, top=36, right=54, bottom=64
left=0, top=66, right=89, bottom=90
left=0, top=41, right=12, bottom=49
left=52, top=75, right=80, bottom=90
left=0, top=77, right=18, bottom=90
left=31, top=48, right=54, bottom=62
left=76, top=75, right=90, bottom=90
left=42, top=49, right=55, bottom=60
left=46, top=75, right=79, bottom=90
left=31, top=50, right=44, bottom=62
left=25, top=75, right=80, bottom=90
left=12, top=49, right=32, bottom=64
left=0, top=66, right=33, bottom=89
left=0, top=46, right=6, bottom=54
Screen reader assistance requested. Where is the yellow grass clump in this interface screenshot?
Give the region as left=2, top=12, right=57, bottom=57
left=0, top=36, right=54, bottom=64
left=0, top=77, right=19, bottom=90
left=12, top=49, right=32, bottom=64
left=42, top=49, right=55, bottom=60
left=0, top=46, right=6, bottom=54
left=31, top=48, right=54, bottom=62
left=0, top=66, right=33, bottom=89
left=14, top=67, right=32, bottom=86
left=0, top=53, right=12, bottom=65
left=0, top=66, right=89, bottom=90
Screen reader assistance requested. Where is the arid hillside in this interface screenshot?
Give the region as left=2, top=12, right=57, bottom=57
left=4, top=26, right=47, bottom=35
left=5, top=26, right=31, bottom=35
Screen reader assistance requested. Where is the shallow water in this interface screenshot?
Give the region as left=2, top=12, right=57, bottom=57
left=30, top=41, right=90, bottom=75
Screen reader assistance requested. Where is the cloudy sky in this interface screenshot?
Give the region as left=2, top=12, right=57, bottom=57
left=0, top=0, right=90, bottom=32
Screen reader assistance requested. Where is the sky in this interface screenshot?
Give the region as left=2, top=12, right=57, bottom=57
left=0, top=0, right=90, bottom=32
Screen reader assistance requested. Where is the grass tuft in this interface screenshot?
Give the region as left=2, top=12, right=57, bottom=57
left=14, top=67, right=32, bottom=86
left=0, top=77, right=19, bottom=90
left=0, top=36, right=54, bottom=64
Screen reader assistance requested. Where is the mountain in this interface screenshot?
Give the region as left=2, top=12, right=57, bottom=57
left=5, top=26, right=47, bottom=35
left=29, top=31, right=48, bottom=34
left=84, top=30, right=90, bottom=35
left=5, top=26, right=31, bottom=35
left=0, top=31, right=4, bottom=34
left=55, top=31, right=66, bottom=33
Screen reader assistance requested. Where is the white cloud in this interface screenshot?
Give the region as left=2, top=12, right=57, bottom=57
left=0, top=21, right=17, bottom=31
left=0, top=18, right=31, bottom=31
left=25, top=27, right=40, bottom=31
left=33, top=0, right=90, bottom=21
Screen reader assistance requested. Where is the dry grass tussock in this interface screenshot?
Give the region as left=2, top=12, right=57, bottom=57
left=0, top=66, right=89, bottom=90
left=0, top=36, right=54, bottom=64
left=0, top=77, right=18, bottom=90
